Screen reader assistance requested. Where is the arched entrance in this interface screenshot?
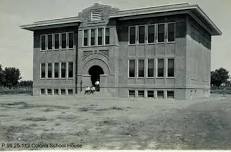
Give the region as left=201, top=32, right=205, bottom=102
left=88, top=65, right=104, bottom=87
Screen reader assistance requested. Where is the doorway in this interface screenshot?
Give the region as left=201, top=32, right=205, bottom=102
left=88, top=65, right=104, bottom=87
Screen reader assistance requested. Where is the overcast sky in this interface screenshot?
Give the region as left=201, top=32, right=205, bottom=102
left=0, top=0, right=230, bottom=80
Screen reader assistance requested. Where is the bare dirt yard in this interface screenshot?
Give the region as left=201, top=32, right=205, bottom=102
left=0, top=94, right=231, bottom=150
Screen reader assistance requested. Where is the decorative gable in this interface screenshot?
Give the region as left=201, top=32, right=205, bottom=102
left=78, top=3, right=119, bottom=26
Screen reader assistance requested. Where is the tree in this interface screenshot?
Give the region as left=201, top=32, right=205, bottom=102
left=4, top=67, right=21, bottom=88
left=211, top=68, right=229, bottom=88
left=0, top=65, right=5, bottom=86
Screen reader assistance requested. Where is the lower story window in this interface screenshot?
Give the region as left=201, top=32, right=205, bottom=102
left=54, top=89, right=59, bottom=95
left=147, top=90, right=154, bottom=98
left=129, top=90, right=135, bottom=97
left=41, top=89, right=45, bottom=95
left=61, top=89, right=66, bottom=95
left=167, top=91, right=174, bottom=99
left=68, top=89, right=73, bottom=95
left=157, top=90, right=164, bottom=99
left=138, top=90, right=144, bottom=97
left=47, top=89, right=52, bottom=95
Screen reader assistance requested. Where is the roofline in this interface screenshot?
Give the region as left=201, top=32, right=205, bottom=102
left=20, top=16, right=80, bottom=31
left=21, top=3, right=221, bottom=35
left=110, top=3, right=221, bottom=35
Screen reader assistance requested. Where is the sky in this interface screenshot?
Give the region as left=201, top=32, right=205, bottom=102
left=0, top=0, right=230, bottom=80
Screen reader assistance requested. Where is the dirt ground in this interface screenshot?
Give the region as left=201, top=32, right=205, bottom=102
left=0, top=94, right=231, bottom=150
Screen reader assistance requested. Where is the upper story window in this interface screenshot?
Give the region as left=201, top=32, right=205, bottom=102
left=84, top=30, right=88, bottom=46
left=54, top=63, right=59, bottom=78
left=148, top=25, right=155, bottom=43
left=61, top=33, right=66, bottom=49
left=82, top=27, right=110, bottom=47
left=105, top=28, right=110, bottom=45
left=68, top=62, right=73, bottom=78
left=90, top=9, right=102, bottom=21
left=147, top=59, right=154, bottom=77
left=48, top=63, right=52, bottom=78
left=41, top=35, right=46, bottom=50
left=48, top=34, right=53, bottom=50
left=138, top=26, right=145, bottom=44
left=158, top=24, right=165, bottom=42
left=68, top=32, right=74, bottom=48
left=54, top=34, right=60, bottom=49
left=129, top=26, right=136, bottom=44
left=61, top=62, right=66, bottom=78
left=91, top=29, right=96, bottom=46
left=98, top=28, right=103, bottom=45
left=138, top=59, right=145, bottom=77
left=168, top=23, right=175, bottom=42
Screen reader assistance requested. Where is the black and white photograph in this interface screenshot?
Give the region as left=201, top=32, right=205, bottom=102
left=0, top=0, right=230, bottom=150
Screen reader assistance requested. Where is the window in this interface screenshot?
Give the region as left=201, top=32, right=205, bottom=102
left=54, top=89, right=59, bottom=95
left=61, top=33, right=66, bottom=48
left=48, top=63, right=52, bottom=78
left=158, top=24, right=165, bottom=42
left=48, top=34, right=52, bottom=50
left=54, top=34, right=60, bottom=49
left=138, top=90, right=144, bottom=97
left=47, top=89, right=52, bottom=95
left=158, top=59, right=164, bottom=77
left=61, top=62, right=66, bottom=78
left=84, top=30, right=88, bottom=46
left=41, top=35, right=46, bottom=50
left=68, top=32, right=74, bottom=48
left=41, top=63, right=46, bottom=78
left=129, top=59, right=135, bottom=77
left=105, top=28, right=110, bottom=44
left=98, top=28, right=103, bottom=45
left=61, top=89, right=66, bottom=95
left=168, top=59, right=174, bottom=77
left=167, top=91, right=174, bottom=99
left=157, top=90, right=164, bottom=99
left=138, top=59, right=144, bottom=77
left=168, top=23, right=175, bottom=42
left=91, top=29, right=95, bottom=46
left=68, top=62, right=73, bottom=78
left=68, top=89, right=73, bottom=95
left=148, top=25, right=155, bottom=43
left=148, top=59, right=154, bottom=77
left=54, top=63, right=59, bottom=78
left=129, top=26, right=136, bottom=44
left=41, top=89, right=45, bottom=95
left=147, top=90, right=154, bottom=98
left=129, top=90, right=135, bottom=97
left=138, top=26, right=145, bottom=43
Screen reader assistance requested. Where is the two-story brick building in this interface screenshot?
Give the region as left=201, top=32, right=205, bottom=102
left=21, top=3, right=221, bottom=99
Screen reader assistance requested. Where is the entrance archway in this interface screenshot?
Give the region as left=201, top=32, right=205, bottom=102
left=88, top=65, right=104, bottom=87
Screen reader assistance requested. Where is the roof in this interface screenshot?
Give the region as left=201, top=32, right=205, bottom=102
left=21, top=3, right=221, bottom=35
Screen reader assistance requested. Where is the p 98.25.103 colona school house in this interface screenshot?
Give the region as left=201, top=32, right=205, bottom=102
left=21, top=3, right=221, bottom=99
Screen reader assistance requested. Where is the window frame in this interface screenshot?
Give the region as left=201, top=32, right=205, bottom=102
left=138, top=90, right=145, bottom=97
left=167, top=58, right=175, bottom=78
left=147, top=24, right=155, bottom=44
left=98, top=28, right=103, bottom=46
left=40, top=63, right=46, bottom=79
left=83, top=29, right=89, bottom=47
left=68, top=62, right=74, bottom=78
left=157, top=58, right=165, bottom=78
left=167, top=22, right=176, bottom=43
left=128, top=59, right=136, bottom=78
left=68, top=32, right=74, bottom=49
left=54, top=33, right=60, bottom=50
left=90, top=29, right=96, bottom=46
left=128, top=90, right=135, bottom=98
left=157, top=23, right=165, bottom=43
left=137, top=59, right=145, bottom=78
left=105, top=27, right=110, bottom=45
left=61, top=62, right=66, bottom=78
left=157, top=90, right=165, bottom=99
left=167, top=90, right=175, bottom=99
left=138, top=25, right=145, bottom=44
left=54, top=62, right=59, bottom=78
left=147, top=90, right=155, bottom=98
left=128, top=26, right=136, bottom=45
left=61, top=33, right=67, bottom=49
left=40, top=34, right=46, bottom=51
left=147, top=58, right=155, bottom=78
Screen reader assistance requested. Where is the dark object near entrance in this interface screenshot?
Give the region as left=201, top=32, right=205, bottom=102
left=88, top=65, right=104, bottom=90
